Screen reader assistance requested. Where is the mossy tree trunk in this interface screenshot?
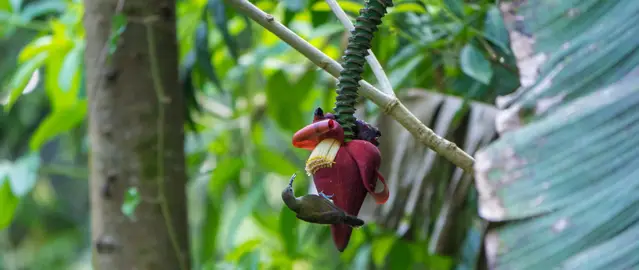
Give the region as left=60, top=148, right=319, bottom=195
left=83, top=0, right=190, bottom=269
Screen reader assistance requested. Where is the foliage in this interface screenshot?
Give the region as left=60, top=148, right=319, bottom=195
left=474, top=0, right=639, bottom=269
left=372, top=90, right=498, bottom=269
left=0, top=0, right=516, bottom=269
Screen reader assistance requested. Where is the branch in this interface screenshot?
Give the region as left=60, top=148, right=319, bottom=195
left=144, top=17, right=188, bottom=270
left=224, top=0, right=476, bottom=174
left=324, top=0, right=395, bottom=97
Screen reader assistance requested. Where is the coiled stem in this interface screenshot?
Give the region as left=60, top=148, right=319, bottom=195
left=333, top=0, right=393, bottom=141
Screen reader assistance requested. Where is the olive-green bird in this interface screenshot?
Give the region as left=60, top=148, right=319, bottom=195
left=282, top=173, right=365, bottom=227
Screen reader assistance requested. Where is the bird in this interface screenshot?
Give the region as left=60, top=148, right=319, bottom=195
left=281, top=173, right=365, bottom=227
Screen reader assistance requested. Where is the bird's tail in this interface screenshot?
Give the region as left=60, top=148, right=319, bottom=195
left=343, top=215, right=365, bottom=227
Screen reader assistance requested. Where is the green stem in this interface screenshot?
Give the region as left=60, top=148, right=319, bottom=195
left=144, top=18, right=188, bottom=270
left=333, top=0, right=393, bottom=141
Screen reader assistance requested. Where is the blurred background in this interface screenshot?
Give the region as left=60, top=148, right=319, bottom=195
left=0, top=0, right=519, bottom=269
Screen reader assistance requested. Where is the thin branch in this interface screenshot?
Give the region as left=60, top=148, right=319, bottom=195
left=225, top=0, right=475, bottom=173
left=324, top=0, right=395, bottom=97
left=144, top=17, right=188, bottom=270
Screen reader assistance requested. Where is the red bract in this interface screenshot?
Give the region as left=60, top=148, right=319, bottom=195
left=292, top=109, right=389, bottom=251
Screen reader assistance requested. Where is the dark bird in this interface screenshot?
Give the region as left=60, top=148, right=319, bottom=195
left=281, top=173, right=365, bottom=227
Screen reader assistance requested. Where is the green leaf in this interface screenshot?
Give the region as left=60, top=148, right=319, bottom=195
left=474, top=2, right=639, bottom=267
left=7, top=153, right=40, bottom=196
left=0, top=178, right=19, bottom=230
left=121, top=187, right=141, bottom=221
left=279, top=205, right=299, bottom=257
left=386, top=239, right=414, bottom=269
left=180, top=50, right=201, bottom=132
left=199, top=200, right=221, bottom=267
left=455, top=219, right=486, bottom=270
left=225, top=239, right=262, bottom=262
left=307, top=23, right=343, bottom=40
left=442, top=0, right=463, bottom=19
left=479, top=78, right=639, bottom=213
left=45, top=48, right=79, bottom=109
left=309, top=0, right=329, bottom=27
left=490, top=60, right=520, bottom=98
left=476, top=55, right=639, bottom=268
left=20, top=0, right=66, bottom=21
left=251, top=211, right=280, bottom=240
left=238, top=250, right=260, bottom=270
left=255, top=146, right=297, bottom=176
left=19, top=36, right=53, bottom=63
left=460, top=44, right=492, bottom=85
left=5, top=52, right=48, bottom=110
left=389, top=55, right=424, bottom=89
left=194, top=20, right=224, bottom=92
left=226, top=181, right=264, bottom=248
left=29, top=100, right=87, bottom=151
left=371, top=235, right=396, bottom=267
left=392, top=2, right=426, bottom=13
left=108, top=13, right=127, bottom=57
left=283, top=0, right=307, bottom=25
left=562, top=223, right=639, bottom=269
left=283, top=0, right=306, bottom=12
left=265, top=71, right=311, bottom=132
left=0, top=1, right=10, bottom=11
left=427, top=255, right=454, bottom=270
left=311, top=1, right=363, bottom=14
left=0, top=163, right=11, bottom=185
left=58, top=39, right=84, bottom=92
left=208, top=157, right=243, bottom=197
left=350, top=244, right=372, bottom=270
left=483, top=5, right=511, bottom=54
left=9, top=0, right=22, bottom=12
left=339, top=228, right=366, bottom=261
left=388, top=43, right=419, bottom=68
left=207, top=0, right=239, bottom=61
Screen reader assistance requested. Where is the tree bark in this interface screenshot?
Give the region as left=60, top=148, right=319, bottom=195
left=83, top=0, right=190, bottom=269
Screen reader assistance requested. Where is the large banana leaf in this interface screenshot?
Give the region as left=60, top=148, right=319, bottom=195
left=474, top=1, right=639, bottom=269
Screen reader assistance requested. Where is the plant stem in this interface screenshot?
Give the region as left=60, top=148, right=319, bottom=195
left=333, top=0, right=393, bottom=140
left=324, top=0, right=394, bottom=97
left=144, top=17, right=188, bottom=270
left=224, top=0, right=476, bottom=174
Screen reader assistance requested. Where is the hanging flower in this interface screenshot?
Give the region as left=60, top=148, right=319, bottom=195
left=292, top=108, right=389, bottom=251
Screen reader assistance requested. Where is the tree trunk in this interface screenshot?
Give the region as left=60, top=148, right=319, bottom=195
left=83, top=0, right=190, bottom=269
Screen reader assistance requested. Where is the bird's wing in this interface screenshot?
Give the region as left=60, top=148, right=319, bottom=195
left=296, top=211, right=344, bottom=225
left=295, top=195, right=348, bottom=225
left=299, top=195, right=343, bottom=213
